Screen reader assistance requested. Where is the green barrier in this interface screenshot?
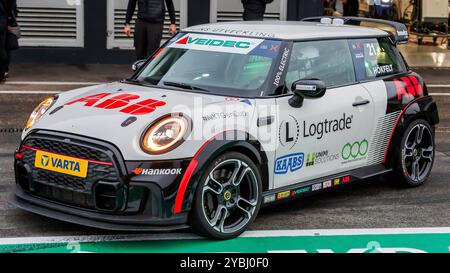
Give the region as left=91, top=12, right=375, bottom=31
left=1, top=233, right=450, bottom=253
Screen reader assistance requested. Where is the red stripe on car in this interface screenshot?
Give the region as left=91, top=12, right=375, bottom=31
left=173, top=131, right=226, bottom=214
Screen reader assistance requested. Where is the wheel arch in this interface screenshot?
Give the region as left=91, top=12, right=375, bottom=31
left=173, top=130, right=269, bottom=214
left=384, top=96, right=439, bottom=168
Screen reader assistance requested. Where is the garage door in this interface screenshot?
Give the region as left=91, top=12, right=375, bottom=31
left=16, top=0, right=84, bottom=47
left=210, top=0, right=287, bottom=22
left=107, top=0, right=188, bottom=49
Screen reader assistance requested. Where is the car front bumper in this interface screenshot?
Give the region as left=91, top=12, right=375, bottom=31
left=11, top=129, right=191, bottom=231
left=10, top=186, right=188, bottom=231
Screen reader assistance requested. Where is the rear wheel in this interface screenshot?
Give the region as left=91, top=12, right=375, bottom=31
left=394, top=119, right=435, bottom=187
left=190, top=152, right=262, bottom=239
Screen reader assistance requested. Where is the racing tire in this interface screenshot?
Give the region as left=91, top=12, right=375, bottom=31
left=189, top=152, right=262, bottom=240
left=393, top=119, right=435, bottom=187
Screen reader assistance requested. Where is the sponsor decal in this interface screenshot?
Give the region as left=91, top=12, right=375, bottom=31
left=392, top=75, right=423, bottom=101
left=277, top=191, right=290, bottom=200
left=263, top=194, right=276, bottom=204
left=274, top=153, right=304, bottom=175
left=305, top=150, right=339, bottom=167
left=342, top=176, right=351, bottom=183
left=291, top=186, right=311, bottom=196
left=240, top=99, right=252, bottom=106
left=269, top=44, right=279, bottom=52
left=373, top=64, right=394, bottom=77
left=169, top=33, right=264, bottom=54
left=132, top=168, right=182, bottom=176
left=202, top=111, right=248, bottom=121
left=273, top=47, right=290, bottom=86
left=312, top=183, right=322, bottom=191
left=341, top=139, right=369, bottom=163
left=34, top=150, right=88, bottom=178
left=352, top=41, right=362, bottom=50
left=333, top=178, right=340, bottom=186
left=176, top=36, right=251, bottom=48
left=354, top=52, right=364, bottom=59
left=306, top=153, right=315, bottom=167
left=225, top=97, right=252, bottom=106
left=278, top=115, right=300, bottom=150
left=323, top=180, right=332, bottom=189
left=186, top=27, right=276, bottom=38
left=65, top=93, right=166, bottom=115
left=303, top=113, right=353, bottom=140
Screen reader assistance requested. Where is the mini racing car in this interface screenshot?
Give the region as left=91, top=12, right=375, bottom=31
left=11, top=17, right=439, bottom=239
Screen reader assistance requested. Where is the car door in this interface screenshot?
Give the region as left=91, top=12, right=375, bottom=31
left=273, top=39, right=376, bottom=189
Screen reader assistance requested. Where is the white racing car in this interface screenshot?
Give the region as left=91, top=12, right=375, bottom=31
left=11, top=17, right=439, bottom=239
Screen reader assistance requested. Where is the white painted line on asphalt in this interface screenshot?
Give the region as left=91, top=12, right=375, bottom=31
left=0, top=91, right=61, bottom=94
left=5, top=81, right=103, bottom=86
left=242, top=227, right=450, bottom=237
left=430, top=93, right=450, bottom=96
left=2, top=227, right=450, bottom=245
left=0, top=233, right=202, bottom=245
left=428, top=84, right=450, bottom=88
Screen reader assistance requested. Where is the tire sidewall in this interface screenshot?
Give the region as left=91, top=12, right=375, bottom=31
left=190, top=151, right=262, bottom=240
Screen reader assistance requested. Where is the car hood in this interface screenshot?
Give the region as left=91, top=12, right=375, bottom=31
left=26, top=82, right=255, bottom=160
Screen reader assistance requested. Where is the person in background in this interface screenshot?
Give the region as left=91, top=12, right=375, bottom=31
left=124, top=0, right=177, bottom=61
left=5, top=1, right=17, bottom=80
left=331, top=0, right=345, bottom=16
left=343, top=0, right=359, bottom=16
left=0, top=0, right=17, bottom=82
left=367, top=0, right=375, bottom=18
left=242, top=0, right=273, bottom=21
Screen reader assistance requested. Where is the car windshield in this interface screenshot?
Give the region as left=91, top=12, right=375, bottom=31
left=134, top=33, right=282, bottom=96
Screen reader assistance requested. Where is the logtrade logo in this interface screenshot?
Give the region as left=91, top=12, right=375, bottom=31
left=274, top=153, right=304, bottom=174
left=41, top=155, right=50, bottom=167
left=303, top=113, right=353, bottom=140
left=341, top=140, right=369, bottom=161
left=176, top=36, right=251, bottom=49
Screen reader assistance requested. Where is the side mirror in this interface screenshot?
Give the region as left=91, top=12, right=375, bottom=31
left=288, top=79, right=326, bottom=108
left=132, top=59, right=146, bottom=72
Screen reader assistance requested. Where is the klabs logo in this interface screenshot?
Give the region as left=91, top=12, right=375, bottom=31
left=41, top=155, right=50, bottom=167
left=274, top=153, right=304, bottom=174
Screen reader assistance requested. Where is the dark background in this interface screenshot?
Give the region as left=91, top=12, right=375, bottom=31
left=12, top=0, right=324, bottom=64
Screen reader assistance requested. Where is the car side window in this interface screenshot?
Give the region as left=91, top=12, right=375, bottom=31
left=349, top=38, right=406, bottom=80
left=285, top=39, right=356, bottom=89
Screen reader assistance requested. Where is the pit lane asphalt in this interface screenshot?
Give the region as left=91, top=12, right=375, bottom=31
left=0, top=67, right=449, bottom=238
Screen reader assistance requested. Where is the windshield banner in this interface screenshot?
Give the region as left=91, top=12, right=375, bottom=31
left=168, top=33, right=265, bottom=55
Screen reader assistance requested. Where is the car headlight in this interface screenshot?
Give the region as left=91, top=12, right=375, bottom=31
left=141, top=114, right=190, bottom=154
left=25, top=96, right=57, bottom=129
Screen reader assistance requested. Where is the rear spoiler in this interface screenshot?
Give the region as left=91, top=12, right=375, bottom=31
left=301, top=17, right=409, bottom=45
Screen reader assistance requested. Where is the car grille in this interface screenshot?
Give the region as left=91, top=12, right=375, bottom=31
left=25, top=138, right=110, bottom=162
left=18, top=132, right=126, bottom=211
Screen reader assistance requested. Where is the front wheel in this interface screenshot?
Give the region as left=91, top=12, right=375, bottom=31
left=394, top=119, right=435, bottom=187
left=190, top=152, right=262, bottom=239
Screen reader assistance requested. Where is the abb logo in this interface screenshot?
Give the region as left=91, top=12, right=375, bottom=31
left=65, top=93, right=166, bottom=115
left=393, top=76, right=423, bottom=101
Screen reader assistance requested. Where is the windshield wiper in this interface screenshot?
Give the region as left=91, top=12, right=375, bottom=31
left=124, top=78, right=141, bottom=84
left=163, top=81, right=210, bottom=93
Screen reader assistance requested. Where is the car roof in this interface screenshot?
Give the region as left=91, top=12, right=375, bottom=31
left=183, top=21, right=389, bottom=40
